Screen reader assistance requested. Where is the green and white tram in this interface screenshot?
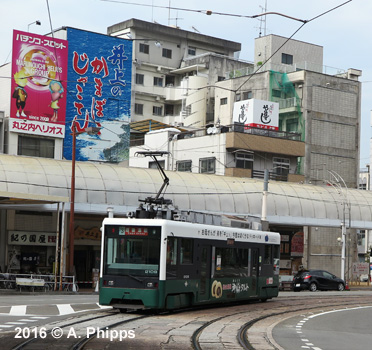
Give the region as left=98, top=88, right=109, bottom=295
left=99, top=218, right=280, bottom=311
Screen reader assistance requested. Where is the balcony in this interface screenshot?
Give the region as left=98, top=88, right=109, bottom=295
left=225, top=168, right=304, bottom=183
left=225, top=125, right=305, bottom=157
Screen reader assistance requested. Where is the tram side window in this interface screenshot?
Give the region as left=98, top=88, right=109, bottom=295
left=166, top=237, right=178, bottom=278
left=264, top=245, right=272, bottom=265
left=167, top=237, right=178, bottom=265
left=180, top=238, right=193, bottom=264
left=215, top=247, right=248, bottom=277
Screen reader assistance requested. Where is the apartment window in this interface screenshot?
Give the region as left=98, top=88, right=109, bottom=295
left=154, top=77, right=163, bottom=87
left=272, top=89, right=282, bottom=98
left=176, top=160, right=192, bottom=172
left=18, top=135, right=54, bottom=158
left=162, top=48, right=172, bottom=59
left=149, top=160, right=165, bottom=169
left=136, top=73, right=144, bottom=85
left=165, top=104, right=174, bottom=116
left=235, top=152, right=254, bottom=169
left=282, top=53, right=293, bottom=65
left=153, top=106, right=163, bottom=116
left=220, top=97, right=227, bottom=105
left=217, top=76, right=225, bottom=82
left=236, top=91, right=252, bottom=101
left=139, top=43, right=149, bottom=54
left=165, top=75, right=175, bottom=86
left=273, top=157, right=290, bottom=175
left=242, top=91, right=252, bottom=100
left=134, top=103, right=144, bottom=115
left=286, top=119, right=298, bottom=132
left=188, top=46, right=196, bottom=56
left=200, top=157, right=216, bottom=174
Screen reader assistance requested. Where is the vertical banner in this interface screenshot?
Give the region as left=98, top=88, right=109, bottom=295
left=10, top=30, right=68, bottom=138
left=65, top=28, right=132, bottom=161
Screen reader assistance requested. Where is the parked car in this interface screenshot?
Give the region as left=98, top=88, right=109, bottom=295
left=293, top=269, right=345, bottom=292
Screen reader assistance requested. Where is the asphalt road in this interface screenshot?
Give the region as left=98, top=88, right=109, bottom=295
left=273, top=305, right=372, bottom=350
left=0, top=293, right=104, bottom=333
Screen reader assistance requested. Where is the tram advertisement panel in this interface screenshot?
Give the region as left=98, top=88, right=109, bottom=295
left=10, top=30, right=68, bottom=138
left=65, top=28, right=132, bottom=162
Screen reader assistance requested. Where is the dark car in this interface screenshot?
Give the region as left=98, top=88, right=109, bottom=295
left=293, top=269, right=345, bottom=292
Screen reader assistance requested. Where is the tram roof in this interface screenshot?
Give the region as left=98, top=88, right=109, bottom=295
left=0, top=154, right=370, bottom=229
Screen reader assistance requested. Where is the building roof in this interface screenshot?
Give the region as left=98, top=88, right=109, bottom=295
left=130, top=119, right=184, bottom=133
left=0, top=154, right=371, bottom=229
left=107, top=18, right=241, bottom=53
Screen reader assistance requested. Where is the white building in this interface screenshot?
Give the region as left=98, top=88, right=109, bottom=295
left=107, top=18, right=251, bottom=128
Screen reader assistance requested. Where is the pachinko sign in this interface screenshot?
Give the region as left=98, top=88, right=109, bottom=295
left=10, top=30, right=68, bottom=138
left=233, top=98, right=279, bottom=131
left=65, top=28, right=132, bottom=161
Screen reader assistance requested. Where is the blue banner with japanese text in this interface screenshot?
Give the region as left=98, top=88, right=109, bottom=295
left=65, top=28, right=132, bottom=161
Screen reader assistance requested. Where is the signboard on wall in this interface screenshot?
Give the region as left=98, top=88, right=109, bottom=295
left=291, top=231, right=304, bottom=257
left=8, top=231, right=57, bottom=246
left=233, top=99, right=279, bottom=130
left=10, top=30, right=68, bottom=138
left=65, top=28, right=132, bottom=161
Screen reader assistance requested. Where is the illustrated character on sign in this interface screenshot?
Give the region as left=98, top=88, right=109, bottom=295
left=12, top=71, right=28, bottom=118
left=49, top=80, right=64, bottom=123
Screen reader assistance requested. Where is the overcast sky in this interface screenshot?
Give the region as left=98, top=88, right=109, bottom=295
left=1, top=0, right=370, bottom=166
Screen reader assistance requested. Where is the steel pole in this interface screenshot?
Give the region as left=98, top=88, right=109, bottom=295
left=68, top=127, right=76, bottom=276
left=341, top=222, right=346, bottom=281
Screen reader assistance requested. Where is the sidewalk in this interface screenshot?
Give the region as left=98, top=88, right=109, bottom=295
left=0, top=288, right=97, bottom=295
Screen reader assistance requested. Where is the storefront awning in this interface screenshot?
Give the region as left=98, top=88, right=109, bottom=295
left=0, top=191, right=68, bottom=205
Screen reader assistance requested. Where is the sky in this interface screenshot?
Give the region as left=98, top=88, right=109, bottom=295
left=1, top=0, right=371, bottom=166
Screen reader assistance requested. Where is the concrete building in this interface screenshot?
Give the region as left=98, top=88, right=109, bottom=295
left=215, top=35, right=362, bottom=189
left=107, top=18, right=252, bottom=128
left=130, top=126, right=305, bottom=183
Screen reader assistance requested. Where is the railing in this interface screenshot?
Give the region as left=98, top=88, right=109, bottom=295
left=0, top=273, right=78, bottom=292
left=226, top=61, right=347, bottom=79
left=252, top=169, right=288, bottom=182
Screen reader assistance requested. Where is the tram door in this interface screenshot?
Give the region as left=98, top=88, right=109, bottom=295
left=250, top=248, right=259, bottom=296
left=198, top=246, right=211, bottom=301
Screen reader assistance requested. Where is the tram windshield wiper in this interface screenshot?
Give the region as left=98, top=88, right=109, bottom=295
left=127, top=274, right=143, bottom=282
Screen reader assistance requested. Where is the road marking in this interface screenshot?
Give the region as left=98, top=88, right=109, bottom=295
left=56, top=304, right=75, bottom=315
left=6, top=322, right=26, bottom=325
left=9, top=305, right=27, bottom=316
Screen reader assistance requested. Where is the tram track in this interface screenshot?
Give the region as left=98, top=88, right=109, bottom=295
left=191, top=295, right=372, bottom=350
left=6, top=310, right=151, bottom=350
left=1, top=293, right=371, bottom=350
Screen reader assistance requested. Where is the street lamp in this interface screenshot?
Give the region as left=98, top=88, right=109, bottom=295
left=68, top=125, right=100, bottom=284
left=327, top=170, right=350, bottom=282
left=28, top=20, right=41, bottom=32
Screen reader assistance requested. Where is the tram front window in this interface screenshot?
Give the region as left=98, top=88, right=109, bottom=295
left=104, top=225, right=161, bottom=277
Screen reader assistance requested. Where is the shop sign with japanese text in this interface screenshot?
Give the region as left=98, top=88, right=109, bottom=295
left=65, top=28, right=132, bottom=161
left=10, top=30, right=68, bottom=138
left=8, top=231, right=57, bottom=246
left=233, top=98, right=279, bottom=130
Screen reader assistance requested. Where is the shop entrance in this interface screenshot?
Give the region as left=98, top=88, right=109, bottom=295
left=74, top=247, right=100, bottom=289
